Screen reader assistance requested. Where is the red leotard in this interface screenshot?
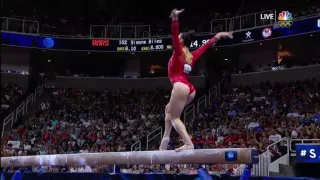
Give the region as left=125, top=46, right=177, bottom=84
left=168, top=19, right=218, bottom=94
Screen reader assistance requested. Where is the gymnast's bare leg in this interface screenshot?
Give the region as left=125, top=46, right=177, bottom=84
left=159, top=89, right=195, bottom=150
left=159, top=104, right=172, bottom=150
left=159, top=82, right=194, bottom=151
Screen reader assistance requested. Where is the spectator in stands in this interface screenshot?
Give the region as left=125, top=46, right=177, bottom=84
left=1, top=79, right=319, bottom=174
left=1, top=87, right=169, bottom=173
left=1, top=84, right=26, bottom=114
left=153, top=79, right=320, bottom=174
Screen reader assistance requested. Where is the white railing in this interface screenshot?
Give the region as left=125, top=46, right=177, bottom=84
left=2, top=12, right=318, bottom=40
left=183, top=79, right=223, bottom=124
left=1, top=17, right=39, bottom=34
left=130, top=127, right=163, bottom=152
left=210, top=11, right=319, bottom=34
left=235, top=151, right=268, bottom=176
left=146, top=126, right=163, bottom=150
left=89, top=24, right=151, bottom=38
left=145, top=79, right=224, bottom=151
left=196, top=95, right=207, bottom=114
left=130, top=141, right=141, bottom=151
left=183, top=104, right=195, bottom=124
left=208, top=86, right=218, bottom=107
left=39, top=33, right=90, bottom=39
left=235, top=137, right=289, bottom=176
left=265, top=138, right=289, bottom=176
left=209, top=79, right=223, bottom=103
left=1, top=85, right=44, bottom=137
left=210, top=10, right=274, bottom=33
left=147, top=77, right=224, bottom=149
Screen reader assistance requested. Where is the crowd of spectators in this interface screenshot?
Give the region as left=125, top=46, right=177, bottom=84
left=147, top=79, right=319, bottom=174
left=1, top=0, right=320, bottom=177
left=1, top=79, right=319, bottom=175
left=1, top=88, right=168, bottom=173
left=0, top=84, right=26, bottom=115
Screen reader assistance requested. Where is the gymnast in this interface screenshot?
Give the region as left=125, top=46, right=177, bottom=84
left=159, top=9, right=233, bottom=152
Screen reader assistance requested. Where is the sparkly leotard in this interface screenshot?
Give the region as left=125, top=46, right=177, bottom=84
left=168, top=19, right=218, bottom=94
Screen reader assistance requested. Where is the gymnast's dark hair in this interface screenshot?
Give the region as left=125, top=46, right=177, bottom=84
left=180, top=30, right=196, bottom=47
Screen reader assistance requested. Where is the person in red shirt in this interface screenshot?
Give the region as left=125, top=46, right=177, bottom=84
left=207, top=136, right=215, bottom=145
left=2, top=133, right=14, bottom=143
left=88, top=132, right=97, bottom=141
left=159, top=9, right=233, bottom=151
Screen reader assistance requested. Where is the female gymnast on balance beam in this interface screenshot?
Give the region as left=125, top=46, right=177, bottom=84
left=159, top=9, right=233, bottom=152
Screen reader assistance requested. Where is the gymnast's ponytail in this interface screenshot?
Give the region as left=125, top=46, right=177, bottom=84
left=181, top=30, right=196, bottom=47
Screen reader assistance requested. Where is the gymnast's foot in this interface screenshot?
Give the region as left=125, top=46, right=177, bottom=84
left=159, top=137, right=170, bottom=151
left=175, top=144, right=194, bottom=152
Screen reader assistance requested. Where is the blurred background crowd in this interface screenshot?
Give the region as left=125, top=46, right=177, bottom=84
left=1, top=84, right=26, bottom=116
left=1, top=0, right=320, bottom=178
left=1, top=79, right=319, bottom=174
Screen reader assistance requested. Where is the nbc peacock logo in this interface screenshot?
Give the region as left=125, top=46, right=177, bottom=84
left=278, top=11, right=293, bottom=21
left=278, top=11, right=293, bottom=28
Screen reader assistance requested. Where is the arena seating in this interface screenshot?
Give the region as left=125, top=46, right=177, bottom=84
left=1, top=0, right=320, bottom=177
left=173, top=79, right=320, bottom=174
left=1, top=78, right=319, bottom=174
left=1, top=87, right=169, bottom=173
left=0, top=84, right=26, bottom=115
left=117, top=79, right=320, bottom=175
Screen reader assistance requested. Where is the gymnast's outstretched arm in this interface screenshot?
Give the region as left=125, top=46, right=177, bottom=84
left=170, top=9, right=184, bottom=56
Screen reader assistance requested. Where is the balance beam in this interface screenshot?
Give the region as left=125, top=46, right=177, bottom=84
left=1, top=148, right=259, bottom=167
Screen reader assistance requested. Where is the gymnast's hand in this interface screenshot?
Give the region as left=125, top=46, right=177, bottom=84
left=215, top=32, right=233, bottom=40
left=170, top=9, right=184, bottom=20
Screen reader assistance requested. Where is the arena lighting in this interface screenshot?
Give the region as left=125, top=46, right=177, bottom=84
left=0, top=148, right=258, bottom=167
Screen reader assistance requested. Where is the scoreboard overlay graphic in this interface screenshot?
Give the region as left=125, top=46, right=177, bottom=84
left=296, top=144, right=320, bottom=163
